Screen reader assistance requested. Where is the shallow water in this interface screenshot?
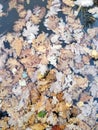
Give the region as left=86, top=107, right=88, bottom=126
left=0, top=0, right=98, bottom=130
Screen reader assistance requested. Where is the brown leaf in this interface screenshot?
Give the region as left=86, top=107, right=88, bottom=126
left=11, top=38, right=23, bottom=56
left=31, top=123, right=47, bottom=130
left=30, top=88, right=40, bottom=104
left=20, top=54, right=40, bottom=67
left=56, top=93, right=64, bottom=102
left=52, top=125, right=61, bottom=130
left=28, top=114, right=35, bottom=125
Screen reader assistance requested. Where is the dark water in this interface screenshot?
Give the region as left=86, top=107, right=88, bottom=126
left=0, top=0, right=47, bottom=35
left=0, top=9, right=19, bottom=34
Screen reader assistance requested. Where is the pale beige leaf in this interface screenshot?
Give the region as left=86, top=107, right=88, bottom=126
left=11, top=38, right=23, bottom=56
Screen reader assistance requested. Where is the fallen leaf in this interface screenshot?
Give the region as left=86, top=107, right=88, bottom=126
left=91, top=50, right=98, bottom=59
left=38, top=110, right=47, bottom=118
left=62, top=0, right=74, bottom=7
left=11, top=38, right=23, bottom=56
left=31, top=123, right=46, bottom=130
left=30, top=14, right=41, bottom=24
left=74, top=76, right=88, bottom=88
left=52, top=125, right=61, bottom=130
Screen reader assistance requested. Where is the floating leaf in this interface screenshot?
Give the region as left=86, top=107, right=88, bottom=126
left=62, top=0, right=74, bottom=7
left=52, top=125, right=61, bottom=130
left=38, top=110, right=47, bottom=118
left=11, top=38, right=23, bottom=56
left=91, top=50, right=98, bottom=59
left=31, top=123, right=47, bottom=130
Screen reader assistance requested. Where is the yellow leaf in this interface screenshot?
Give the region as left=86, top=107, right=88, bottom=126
left=31, top=123, right=47, bottom=130
left=91, top=50, right=98, bottom=59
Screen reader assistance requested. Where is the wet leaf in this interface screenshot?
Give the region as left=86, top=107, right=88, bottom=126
left=38, top=110, right=47, bottom=118
left=62, top=0, right=74, bottom=7
left=52, top=125, right=61, bottom=130
left=11, top=38, right=23, bottom=56
left=31, top=123, right=46, bottom=130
